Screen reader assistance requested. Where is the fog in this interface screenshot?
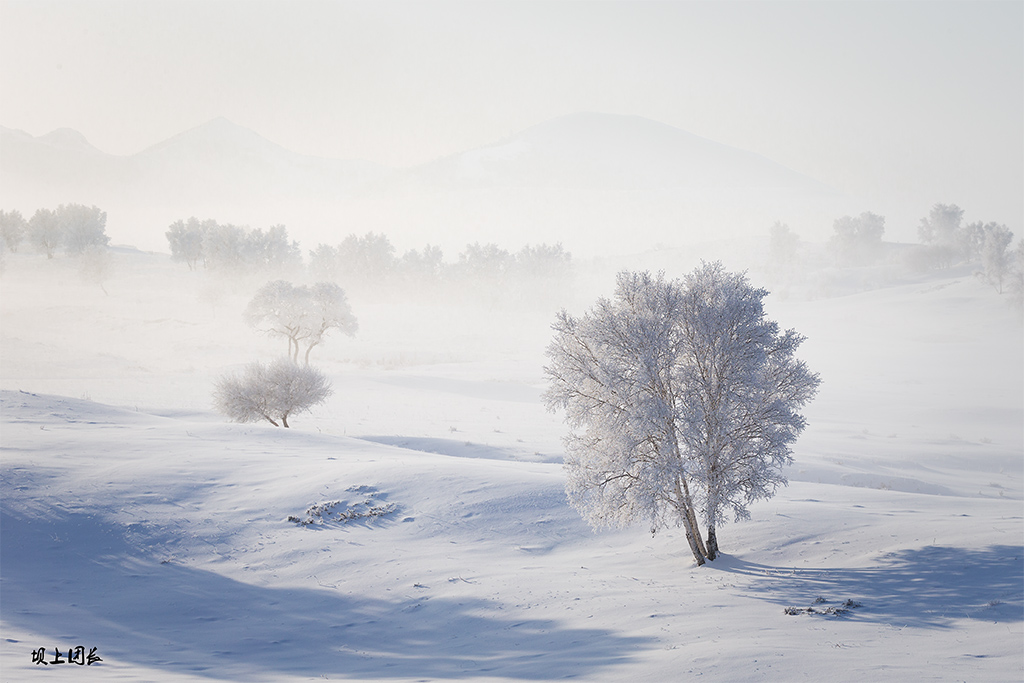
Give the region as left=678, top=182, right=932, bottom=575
left=1, top=2, right=1022, bottom=681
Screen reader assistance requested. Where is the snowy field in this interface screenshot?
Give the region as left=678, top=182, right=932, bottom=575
left=1, top=249, right=1021, bottom=682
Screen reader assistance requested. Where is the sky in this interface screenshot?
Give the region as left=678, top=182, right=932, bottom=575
left=1, top=0, right=1022, bottom=236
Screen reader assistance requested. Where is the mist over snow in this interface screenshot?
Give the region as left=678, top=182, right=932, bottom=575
left=1, top=1, right=1022, bottom=681
left=1, top=114, right=858, bottom=257
left=1, top=227, right=1021, bottom=681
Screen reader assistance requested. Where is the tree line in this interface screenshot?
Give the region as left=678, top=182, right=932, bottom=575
left=166, top=218, right=574, bottom=303
left=166, top=218, right=302, bottom=272
left=766, top=203, right=1022, bottom=305
left=0, top=205, right=109, bottom=258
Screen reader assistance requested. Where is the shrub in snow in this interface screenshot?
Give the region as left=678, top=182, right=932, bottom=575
left=213, top=358, right=332, bottom=428
left=785, top=599, right=861, bottom=617
left=544, top=263, right=820, bottom=566
left=287, top=499, right=397, bottom=526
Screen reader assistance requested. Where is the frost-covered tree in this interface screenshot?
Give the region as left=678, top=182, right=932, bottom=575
left=244, top=224, right=302, bottom=271
left=166, top=217, right=207, bottom=270
left=918, top=203, right=964, bottom=246
left=28, top=208, right=62, bottom=258
left=245, top=281, right=307, bottom=360
left=674, top=263, right=820, bottom=560
left=58, top=204, right=109, bottom=255
left=308, top=243, right=340, bottom=281
left=515, top=243, right=571, bottom=279
left=957, top=221, right=988, bottom=263
left=213, top=358, right=332, bottom=428
left=300, top=282, right=359, bottom=365
left=544, top=264, right=820, bottom=566
left=768, top=221, right=799, bottom=268
left=830, top=212, right=885, bottom=266
left=457, top=242, right=513, bottom=280
left=203, top=222, right=248, bottom=270
left=337, top=232, right=396, bottom=284
left=1006, top=242, right=1024, bottom=314
left=399, top=244, right=446, bottom=285
left=915, top=204, right=993, bottom=267
left=977, top=223, right=1014, bottom=294
left=167, top=219, right=300, bottom=273
left=244, top=280, right=358, bottom=364
left=308, top=232, right=397, bottom=289
left=0, top=209, right=26, bottom=252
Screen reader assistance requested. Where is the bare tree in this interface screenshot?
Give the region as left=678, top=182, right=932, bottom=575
left=213, top=358, right=332, bottom=428
left=544, top=264, right=820, bottom=566
left=244, top=280, right=357, bottom=364
left=301, top=282, right=358, bottom=365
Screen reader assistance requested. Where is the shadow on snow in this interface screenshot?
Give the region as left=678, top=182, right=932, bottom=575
left=711, top=546, right=1023, bottom=628
left=357, top=435, right=560, bottom=463
left=1, top=508, right=650, bottom=680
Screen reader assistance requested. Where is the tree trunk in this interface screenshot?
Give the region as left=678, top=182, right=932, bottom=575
left=679, top=477, right=709, bottom=559
left=674, top=475, right=708, bottom=565
left=281, top=414, right=290, bottom=428
left=263, top=415, right=280, bottom=427
left=706, top=525, right=719, bottom=561
left=682, top=515, right=706, bottom=566
left=303, top=341, right=318, bottom=366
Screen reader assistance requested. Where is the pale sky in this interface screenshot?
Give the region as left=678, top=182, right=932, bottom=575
left=2, top=0, right=1022, bottom=235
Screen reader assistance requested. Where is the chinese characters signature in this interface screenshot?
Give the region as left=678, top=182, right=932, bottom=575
left=31, top=646, right=102, bottom=666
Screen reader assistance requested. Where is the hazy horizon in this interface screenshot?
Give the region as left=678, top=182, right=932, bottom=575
left=1, top=0, right=1021, bottom=242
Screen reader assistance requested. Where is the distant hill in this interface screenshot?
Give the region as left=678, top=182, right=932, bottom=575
left=346, top=113, right=851, bottom=254
left=1, top=114, right=855, bottom=255
left=1, top=118, right=384, bottom=211
left=396, top=112, right=833, bottom=193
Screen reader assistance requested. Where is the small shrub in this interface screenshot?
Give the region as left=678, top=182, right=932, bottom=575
left=213, top=358, right=332, bottom=428
left=288, top=494, right=397, bottom=526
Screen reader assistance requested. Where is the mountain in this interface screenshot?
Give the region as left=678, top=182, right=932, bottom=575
left=132, top=117, right=384, bottom=203
left=0, top=125, right=133, bottom=203
left=1, top=114, right=855, bottom=255
left=1, top=118, right=384, bottom=210
left=399, top=112, right=832, bottom=193
left=346, top=113, right=851, bottom=255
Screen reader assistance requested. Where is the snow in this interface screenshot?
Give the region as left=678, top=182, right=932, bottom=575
left=1, top=251, right=1021, bottom=681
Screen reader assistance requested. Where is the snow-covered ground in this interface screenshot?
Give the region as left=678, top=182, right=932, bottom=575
left=1, top=250, right=1021, bottom=681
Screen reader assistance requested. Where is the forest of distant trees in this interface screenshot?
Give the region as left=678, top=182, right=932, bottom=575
left=165, top=218, right=302, bottom=272
left=164, top=217, right=574, bottom=305
left=764, top=203, right=1022, bottom=308
left=2, top=201, right=1019, bottom=312
left=0, top=204, right=109, bottom=258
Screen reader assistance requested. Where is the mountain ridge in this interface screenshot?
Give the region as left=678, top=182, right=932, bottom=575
left=1, top=113, right=853, bottom=254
